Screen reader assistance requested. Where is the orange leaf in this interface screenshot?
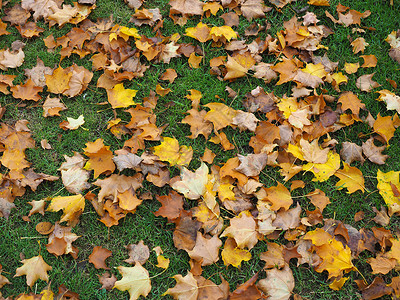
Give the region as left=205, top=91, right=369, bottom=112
left=83, top=138, right=115, bottom=178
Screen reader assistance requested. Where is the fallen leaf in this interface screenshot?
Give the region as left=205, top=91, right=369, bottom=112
left=153, top=137, right=193, bottom=167
left=14, top=255, right=52, bottom=287
left=47, top=194, right=85, bottom=225
left=89, top=246, right=112, bottom=269
left=163, top=272, right=198, bottom=299
left=221, top=238, right=251, bottom=268
left=257, top=265, right=295, bottom=300
left=334, top=163, right=365, bottom=193
left=124, top=240, right=150, bottom=265
left=187, top=232, right=222, bottom=266
left=220, top=210, right=258, bottom=249
left=83, top=138, right=116, bottom=178
left=114, top=263, right=151, bottom=300
left=356, top=73, right=381, bottom=92
left=106, top=83, right=138, bottom=108
left=59, top=115, right=85, bottom=130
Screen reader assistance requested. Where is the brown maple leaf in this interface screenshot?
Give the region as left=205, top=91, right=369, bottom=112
left=154, top=190, right=184, bottom=222
left=10, top=79, right=43, bottom=101
left=124, top=240, right=150, bottom=265
left=89, top=246, right=112, bottom=269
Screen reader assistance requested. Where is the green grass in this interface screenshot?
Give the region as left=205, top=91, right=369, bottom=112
left=0, top=0, right=400, bottom=299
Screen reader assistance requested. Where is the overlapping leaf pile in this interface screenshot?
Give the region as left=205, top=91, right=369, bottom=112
left=0, top=0, right=400, bottom=299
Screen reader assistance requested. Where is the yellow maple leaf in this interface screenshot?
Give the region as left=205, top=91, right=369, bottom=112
left=377, top=169, right=400, bottom=216
left=185, top=22, right=210, bottom=43
left=153, top=137, right=193, bottom=167
left=47, top=194, right=85, bottom=224
left=106, top=83, right=138, bottom=109
left=315, top=238, right=356, bottom=279
left=302, top=63, right=328, bottom=78
left=45, top=66, right=72, bottom=94
left=119, top=26, right=141, bottom=39
left=210, top=26, right=237, bottom=42
left=303, top=152, right=340, bottom=182
left=221, top=238, right=251, bottom=268
left=308, top=0, right=330, bottom=6
left=334, top=163, right=365, bottom=193
left=204, top=102, right=237, bottom=131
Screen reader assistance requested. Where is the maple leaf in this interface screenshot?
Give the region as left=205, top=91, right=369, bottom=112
left=221, top=210, right=258, bottom=249
left=224, top=54, right=255, bottom=80
left=21, top=0, right=59, bottom=21
left=106, top=83, right=138, bottom=109
left=262, top=182, right=293, bottom=211
left=113, top=152, right=143, bottom=171
left=154, top=190, right=184, bottom=221
left=257, top=265, right=295, bottom=300
left=99, top=272, right=117, bottom=290
left=187, top=232, right=222, bottom=266
left=59, top=115, right=85, bottom=130
left=14, top=255, right=52, bottom=287
left=173, top=211, right=202, bottom=251
left=241, top=0, right=265, bottom=21
left=59, top=152, right=91, bottom=194
left=94, top=173, right=143, bottom=203
left=45, top=66, right=72, bottom=94
left=232, top=111, right=259, bottom=132
left=377, top=89, right=400, bottom=113
left=340, top=142, right=365, bottom=164
left=114, top=263, right=151, bottom=300
left=303, top=152, right=341, bottom=182
left=89, top=246, right=112, bottom=269
left=185, top=22, right=210, bottom=43
left=351, top=37, right=369, bottom=54
left=47, top=194, right=85, bottom=225
left=235, top=153, right=268, bottom=177
left=314, top=238, right=356, bottom=279
left=356, top=73, right=381, bottom=92
left=46, top=222, right=80, bottom=257
left=16, top=22, right=44, bottom=38
left=362, top=137, right=389, bottom=165
left=171, top=162, right=208, bottom=200
left=376, top=169, right=400, bottom=216
left=272, top=203, right=301, bottom=230
left=221, top=238, right=252, bottom=268
left=308, top=0, right=329, bottom=5
left=260, top=242, right=285, bottom=269
left=64, top=64, right=93, bottom=97
left=83, top=138, right=116, bottom=178
left=334, top=163, right=365, bottom=194
left=124, top=240, right=150, bottom=265
left=153, top=137, right=193, bottom=167
left=3, top=4, right=30, bottom=26
left=386, top=30, right=400, bottom=64
left=373, top=113, right=395, bottom=144
left=163, top=271, right=199, bottom=299
left=10, top=78, right=43, bottom=101
left=43, top=96, right=67, bottom=117
left=307, top=189, right=331, bottom=212
left=0, top=48, right=25, bottom=70
left=181, top=108, right=213, bottom=139
left=204, top=103, right=237, bottom=131
left=28, top=199, right=46, bottom=216
left=160, top=68, right=178, bottom=83
left=338, top=91, right=365, bottom=115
